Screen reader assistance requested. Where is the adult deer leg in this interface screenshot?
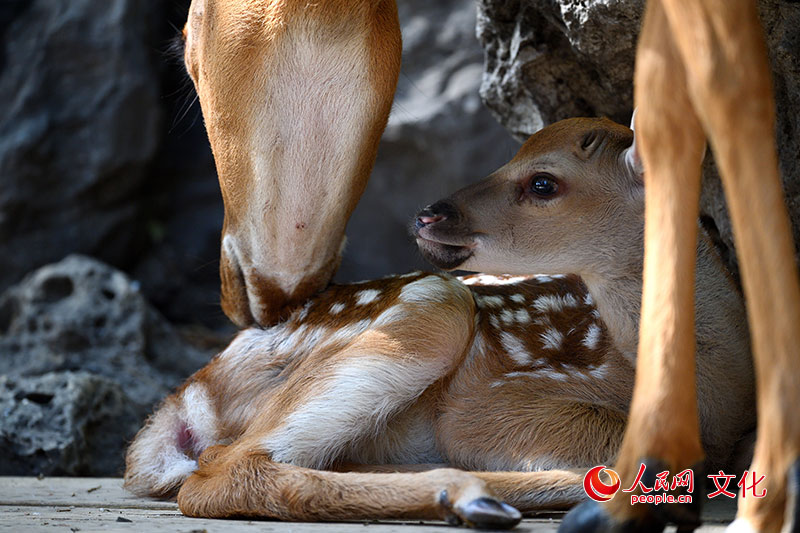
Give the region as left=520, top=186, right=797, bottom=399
left=659, top=2, right=800, bottom=532
left=560, top=1, right=707, bottom=531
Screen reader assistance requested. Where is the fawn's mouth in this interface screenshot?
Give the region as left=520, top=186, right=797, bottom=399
left=414, top=228, right=476, bottom=271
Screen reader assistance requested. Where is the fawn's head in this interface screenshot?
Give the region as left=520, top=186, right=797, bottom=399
left=414, top=117, right=644, bottom=278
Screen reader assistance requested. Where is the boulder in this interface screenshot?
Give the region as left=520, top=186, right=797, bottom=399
left=0, top=372, right=139, bottom=476
left=476, top=0, right=800, bottom=268
left=0, top=255, right=211, bottom=475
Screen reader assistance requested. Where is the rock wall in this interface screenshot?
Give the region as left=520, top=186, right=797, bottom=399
left=0, top=255, right=211, bottom=475
left=477, top=0, right=800, bottom=270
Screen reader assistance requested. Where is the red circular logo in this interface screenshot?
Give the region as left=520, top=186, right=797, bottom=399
left=583, top=465, right=621, bottom=502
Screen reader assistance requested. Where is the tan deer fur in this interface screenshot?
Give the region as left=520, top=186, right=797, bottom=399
left=183, top=0, right=401, bottom=327
left=125, top=117, right=755, bottom=525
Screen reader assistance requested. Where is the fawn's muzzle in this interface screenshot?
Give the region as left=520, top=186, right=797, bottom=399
left=413, top=199, right=475, bottom=270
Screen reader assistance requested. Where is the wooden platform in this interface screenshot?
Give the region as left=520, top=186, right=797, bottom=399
left=0, top=477, right=737, bottom=532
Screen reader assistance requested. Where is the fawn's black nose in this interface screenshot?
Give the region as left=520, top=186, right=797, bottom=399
left=415, top=200, right=460, bottom=230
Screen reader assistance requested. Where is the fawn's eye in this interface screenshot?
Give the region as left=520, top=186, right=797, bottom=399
left=529, top=174, right=559, bottom=198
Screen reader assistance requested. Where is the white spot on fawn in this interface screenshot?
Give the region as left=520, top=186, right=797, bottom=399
left=540, top=328, right=564, bottom=350
left=532, top=294, right=579, bottom=314
left=583, top=292, right=594, bottom=306
left=514, top=308, right=531, bottom=324
left=500, top=332, right=531, bottom=366
left=355, top=289, right=381, bottom=306
left=510, top=293, right=526, bottom=304
left=478, top=295, right=505, bottom=308
left=500, top=308, right=515, bottom=325
left=583, top=323, right=602, bottom=350
left=330, top=302, right=346, bottom=315
left=506, top=370, right=569, bottom=382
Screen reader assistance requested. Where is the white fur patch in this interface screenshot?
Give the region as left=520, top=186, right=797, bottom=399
left=477, top=295, right=505, bottom=308
left=460, top=274, right=528, bottom=286
left=506, top=369, right=569, bottom=382
left=510, top=293, right=526, bottom=304
left=124, top=402, right=199, bottom=496
left=540, top=327, right=564, bottom=350
left=500, top=308, right=516, bottom=325
left=514, top=308, right=531, bottom=324
left=588, top=364, right=609, bottom=380
left=262, top=356, right=445, bottom=468
left=355, top=289, right=381, bottom=306
left=182, top=383, right=218, bottom=453
left=330, top=302, right=346, bottom=315
left=322, top=318, right=372, bottom=348
left=582, top=323, right=602, bottom=350
left=532, top=293, right=579, bottom=314
left=275, top=323, right=309, bottom=354
left=500, top=332, right=531, bottom=366
left=583, top=292, right=594, bottom=306
left=372, top=304, right=408, bottom=328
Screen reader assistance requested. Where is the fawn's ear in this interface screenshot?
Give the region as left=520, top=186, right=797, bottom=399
left=622, top=109, right=643, bottom=179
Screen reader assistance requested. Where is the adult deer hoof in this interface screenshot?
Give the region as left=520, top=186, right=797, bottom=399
left=639, top=458, right=704, bottom=530
left=439, top=490, right=521, bottom=529
left=784, top=458, right=800, bottom=533
left=558, top=500, right=665, bottom=533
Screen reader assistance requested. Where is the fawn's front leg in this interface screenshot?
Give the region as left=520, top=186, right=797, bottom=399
left=179, top=441, right=520, bottom=527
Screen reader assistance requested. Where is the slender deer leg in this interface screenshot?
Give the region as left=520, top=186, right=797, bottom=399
left=658, top=2, right=800, bottom=531
left=560, top=2, right=707, bottom=531
left=178, top=440, right=521, bottom=527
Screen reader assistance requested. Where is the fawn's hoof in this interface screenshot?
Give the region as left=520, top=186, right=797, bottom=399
left=558, top=500, right=665, bottom=533
left=439, top=490, right=522, bottom=529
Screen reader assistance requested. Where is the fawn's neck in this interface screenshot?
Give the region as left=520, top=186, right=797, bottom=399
left=579, top=224, right=744, bottom=364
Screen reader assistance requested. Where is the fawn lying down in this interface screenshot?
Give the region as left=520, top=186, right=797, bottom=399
left=124, top=117, right=753, bottom=528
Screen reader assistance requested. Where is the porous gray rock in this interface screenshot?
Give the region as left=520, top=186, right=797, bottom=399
left=476, top=0, right=800, bottom=268
left=0, top=372, right=139, bottom=476
left=0, top=255, right=211, bottom=475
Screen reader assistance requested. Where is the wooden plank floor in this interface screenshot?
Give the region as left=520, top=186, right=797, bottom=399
left=0, top=477, right=736, bottom=532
